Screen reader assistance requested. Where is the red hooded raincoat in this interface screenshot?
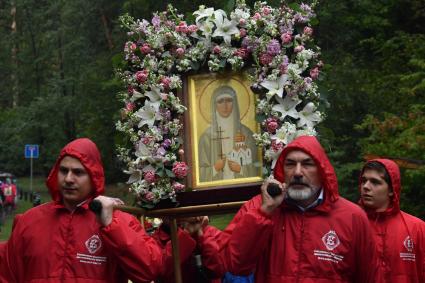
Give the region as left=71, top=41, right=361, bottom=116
left=359, top=159, right=425, bottom=283
left=1, top=138, right=164, bottom=283
left=221, top=136, right=378, bottom=283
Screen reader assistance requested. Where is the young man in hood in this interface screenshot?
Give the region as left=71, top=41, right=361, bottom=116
left=221, top=135, right=379, bottom=283
left=1, top=138, right=165, bottom=283
left=359, top=159, right=425, bottom=283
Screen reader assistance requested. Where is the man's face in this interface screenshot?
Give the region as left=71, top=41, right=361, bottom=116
left=284, top=150, right=322, bottom=203
left=216, top=95, right=233, bottom=118
left=58, top=156, right=93, bottom=209
left=360, top=169, right=392, bottom=212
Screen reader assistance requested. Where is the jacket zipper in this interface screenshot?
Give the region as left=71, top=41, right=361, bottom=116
left=296, top=213, right=305, bottom=283
left=60, top=211, right=74, bottom=282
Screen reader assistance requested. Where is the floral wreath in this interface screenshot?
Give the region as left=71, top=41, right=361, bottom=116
left=116, top=0, right=323, bottom=208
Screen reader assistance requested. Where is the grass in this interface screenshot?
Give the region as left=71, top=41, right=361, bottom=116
left=0, top=176, right=237, bottom=241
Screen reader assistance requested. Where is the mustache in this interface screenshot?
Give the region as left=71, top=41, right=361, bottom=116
left=289, top=179, right=309, bottom=187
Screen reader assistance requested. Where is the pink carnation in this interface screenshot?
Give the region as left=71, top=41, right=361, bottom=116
left=144, top=170, right=156, bottom=183
left=172, top=162, right=188, bottom=178
left=143, top=192, right=155, bottom=202
left=239, top=28, right=247, bottom=38
left=239, top=18, right=246, bottom=26
left=213, top=45, right=221, bottom=54
left=172, top=182, right=185, bottom=192
left=310, top=67, right=320, bottom=80
left=271, top=140, right=284, bottom=152
left=188, top=25, right=198, bottom=33
left=266, top=118, right=279, bottom=133
left=260, top=53, right=273, bottom=65
left=281, top=32, right=292, bottom=44
left=303, top=26, right=313, bottom=36
left=160, top=76, right=171, bottom=90
left=252, top=13, right=261, bottom=20
left=234, top=47, right=249, bottom=59
left=175, top=22, right=188, bottom=33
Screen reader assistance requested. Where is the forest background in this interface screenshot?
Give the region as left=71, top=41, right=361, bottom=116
left=0, top=0, right=424, bottom=219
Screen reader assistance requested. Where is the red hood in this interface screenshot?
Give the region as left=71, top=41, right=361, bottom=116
left=359, top=158, right=401, bottom=215
left=273, top=136, right=339, bottom=212
left=46, top=138, right=105, bottom=202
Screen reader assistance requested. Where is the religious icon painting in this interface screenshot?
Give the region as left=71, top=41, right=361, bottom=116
left=185, top=72, right=263, bottom=189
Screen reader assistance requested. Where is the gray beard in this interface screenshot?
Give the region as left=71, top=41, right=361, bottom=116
left=287, top=185, right=320, bottom=201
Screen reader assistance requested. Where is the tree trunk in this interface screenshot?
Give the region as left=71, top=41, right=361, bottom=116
left=10, top=0, right=18, bottom=108
left=100, top=7, right=114, bottom=50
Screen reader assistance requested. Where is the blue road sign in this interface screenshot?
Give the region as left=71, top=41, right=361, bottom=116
left=25, top=144, right=39, bottom=158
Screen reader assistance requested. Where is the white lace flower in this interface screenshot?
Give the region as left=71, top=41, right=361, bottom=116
left=272, top=95, right=301, bottom=120
left=297, top=102, right=322, bottom=128
left=212, top=10, right=239, bottom=45
left=260, top=75, right=289, bottom=98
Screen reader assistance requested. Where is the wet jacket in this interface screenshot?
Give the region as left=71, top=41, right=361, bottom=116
left=221, top=136, right=378, bottom=283
left=153, top=224, right=224, bottom=283
left=1, top=138, right=163, bottom=283
left=359, top=159, right=425, bottom=283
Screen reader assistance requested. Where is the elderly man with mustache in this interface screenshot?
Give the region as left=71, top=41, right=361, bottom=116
left=221, top=136, right=379, bottom=283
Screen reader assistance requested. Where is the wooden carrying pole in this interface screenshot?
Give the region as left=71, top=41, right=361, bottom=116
left=116, top=201, right=245, bottom=283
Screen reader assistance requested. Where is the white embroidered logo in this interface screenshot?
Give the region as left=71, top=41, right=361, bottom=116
left=322, top=230, right=340, bottom=251
left=404, top=236, right=414, bottom=252
left=85, top=235, right=102, bottom=254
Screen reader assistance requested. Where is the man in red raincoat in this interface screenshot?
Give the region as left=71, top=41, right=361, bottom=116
left=359, top=159, right=425, bottom=282
left=221, top=135, right=379, bottom=282
left=1, top=138, right=165, bottom=283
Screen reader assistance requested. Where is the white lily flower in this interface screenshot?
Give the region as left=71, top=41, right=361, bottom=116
left=194, top=6, right=215, bottom=24
left=297, top=102, right=322, bottom=128
left=260, top=75, right=289, bottom=98
left=272, top=122, right=297, bottom=145
left=126, top=167, right=142, bottom=184
left=212, top=10, right=239, bottom=45
left=272, top=95, right=301, bottom=120
left=145, top=86, right=161, bottom=102
left=135, top=100, right=160, bottom=128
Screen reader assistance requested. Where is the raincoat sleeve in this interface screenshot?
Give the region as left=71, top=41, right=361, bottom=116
left=221, top=196, right=273, bottom=276
left=197, top=225, right=226, bottom=278
left=1, top=216, right=25, bottom=283
left=352, top=212, right=380, bottom=283
left=100, top=211, right=165, bottom=282
left=155, top=227, right=197, bottom=282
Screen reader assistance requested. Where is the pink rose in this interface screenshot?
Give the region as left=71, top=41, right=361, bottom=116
left=239, top=18, right=246, bottom=26
left=172, top=182, right=185, bottom=192
left=125, top=102, right=135, bottom=112
left=310, top=67, right=320, bottom=80
left=260, top=53, right=273, bottom=65
left=135, top=70, right=148, bottom=83
left=172, top=162, right=188, bottom=178
left=281, top=33, right=292, bottom=44
left=130, top=43, right=137, bottom=51
left=176, top=47, right=185, bottom=57
left=303, top=26, right=313, bottom=36
left=127, top=85, right=134, bottom=94
left=239, top=28, right=247, bottom=38
left=294, top=45, right=305, bottom=53
left=144, top=170, right=156, bottom=183
left=262, top=7, right=271, bottom=15
left=140, top=44, right=151, bottom=54
left=252, top=12, right=261, bottom=20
